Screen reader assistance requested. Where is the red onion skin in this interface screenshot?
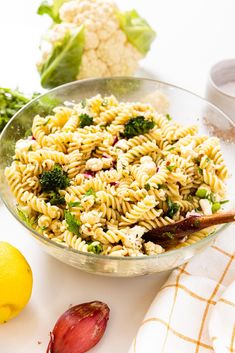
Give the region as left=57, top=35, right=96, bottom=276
left=47, top=301, right=110, bottom=353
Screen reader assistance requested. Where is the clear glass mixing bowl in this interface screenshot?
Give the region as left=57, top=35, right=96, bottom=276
left=0, top=77, right=235, bottom=277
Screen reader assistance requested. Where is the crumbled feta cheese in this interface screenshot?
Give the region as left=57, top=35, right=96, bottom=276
left=15, top=139, right=39, bottom=152
left=85, top=158, right=103, bottom=171
left=144, top=241, right=165, bottom=255
left=181, top=142, right=198, bottom=159
left=199, top=199, right=212, bottom=215
left=80, top=210, right=101, bottom=224
left=115, top=139, right=129, bottom=151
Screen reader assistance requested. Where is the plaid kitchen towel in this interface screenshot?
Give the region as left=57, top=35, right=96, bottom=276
left=128, top=225, right=235, bottom=353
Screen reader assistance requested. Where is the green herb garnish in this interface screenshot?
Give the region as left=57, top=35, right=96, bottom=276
left=220, top=200, right=229, bottom=205
left=166, top=165, right=175, bottom=172
left=68, top=201, right=82, bottom=208
left=65, top=211, right=81, bottom=235
left=198, top=167, right=203, bottom=175
left=84, top=188, right=96, bottom=198
left=79, top=113, right=93, bottom=128
left=166, top=114, right=172, bottom=121
left=162, top=231, right=174, bottom=239
left=166, top=198, right=180, bottom=218
left=144, top=183, right=151, bottom=191
left=87, top=241, right=103, bottom=254
left=122, top=116, right=155, bottom=138
left=167, top=147, right=176, bottom=151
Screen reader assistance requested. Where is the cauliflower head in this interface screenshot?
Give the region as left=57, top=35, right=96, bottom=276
left=37, top=0, right=156, bottom=88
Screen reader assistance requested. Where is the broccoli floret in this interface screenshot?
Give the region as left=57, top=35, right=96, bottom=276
left=39, top=164, right=70, bottom=192
left=79, top=113, right=93, bottom=128
left=122, top=116, right=155, bottom=138
left=87, top=241, right=103, bottom=254
left=46, top=191, right=65, bottom=205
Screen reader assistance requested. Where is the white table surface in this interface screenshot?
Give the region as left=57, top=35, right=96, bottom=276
left=0, top=1, right=235, bottom=352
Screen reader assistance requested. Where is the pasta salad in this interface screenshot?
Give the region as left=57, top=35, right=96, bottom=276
left=5, top=94, right=229, bottom=256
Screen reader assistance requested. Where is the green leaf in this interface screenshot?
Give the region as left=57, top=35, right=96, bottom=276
left=40, top=26, right=85, bottom=88
left=37, top=0, right=69, bottom=23
left=65, top=211, right=81, bottom=235
left=117, top=9, right=156, bottom=55
left=123, top=116, right=155, bottom=138
left=79, top=113, right=93, bottom=128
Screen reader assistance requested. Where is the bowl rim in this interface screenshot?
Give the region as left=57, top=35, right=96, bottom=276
left=0, top=76, right=234, bottom=262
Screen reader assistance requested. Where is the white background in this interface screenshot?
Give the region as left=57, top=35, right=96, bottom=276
left=0, top=1, right=235, bottom=352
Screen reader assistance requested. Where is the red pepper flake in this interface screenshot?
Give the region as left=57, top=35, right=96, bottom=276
left=84, top=171, right=96, bottom=178
left=110, top=182, right=119, bottom=186
left=32, top=136, right=36, bottom=140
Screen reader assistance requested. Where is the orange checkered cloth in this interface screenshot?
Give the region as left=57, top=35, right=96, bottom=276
left=128, top=226, right=235, bottom=353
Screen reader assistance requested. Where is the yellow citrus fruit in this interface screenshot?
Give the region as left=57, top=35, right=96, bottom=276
left=0, top=242, right=33, bottom=323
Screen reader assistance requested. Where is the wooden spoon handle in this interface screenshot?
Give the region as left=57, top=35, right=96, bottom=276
left=142, top=211, right=235, bottom=244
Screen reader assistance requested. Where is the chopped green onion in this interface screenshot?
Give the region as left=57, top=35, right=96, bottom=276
left=195, top=188, right=209, bottom=198
left=212, top=203, right=221, bottom=213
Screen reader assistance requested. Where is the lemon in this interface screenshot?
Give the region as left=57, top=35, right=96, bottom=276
left=0, top=242, right=33, bottom=323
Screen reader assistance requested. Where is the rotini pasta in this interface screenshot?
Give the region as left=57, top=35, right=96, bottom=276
left=5, top=94, right=229, bottom=256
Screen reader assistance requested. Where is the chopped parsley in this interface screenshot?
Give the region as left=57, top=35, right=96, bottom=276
left=84, top=188, right=96, bottom=198
left=79, top=113, right=93, bottom=128
left=198, top=167, right=203, bottom=175
left=65, top=211, right=81, bottom=235
left=166, top=165, right=175, bottom=172
left=162, top=231, right=174, bottom=239
left=87, top=241, right=103, bottom=254
left=166, top=198, right=180, bottom=218
left=68, top=201, right=82, bottom=208
left=166, top=114, right=172, bottom=121
left=144, top=183, right=151, bottom=191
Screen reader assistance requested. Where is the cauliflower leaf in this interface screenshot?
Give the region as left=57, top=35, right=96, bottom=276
left=37, top=0, right=69, bottom=23
left=39, top=26, right=85, bottom=88
left=118, top=9, right=156, bottom=55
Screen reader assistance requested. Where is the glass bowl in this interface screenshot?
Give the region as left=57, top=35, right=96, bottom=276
left=0, top=77, right=235, bottom=277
